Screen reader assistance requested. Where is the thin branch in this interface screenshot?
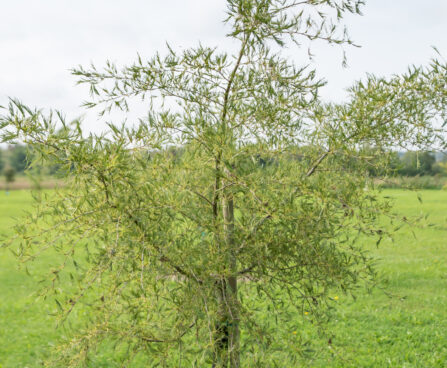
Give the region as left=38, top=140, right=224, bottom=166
left=306, top=151, right=329, bottom=177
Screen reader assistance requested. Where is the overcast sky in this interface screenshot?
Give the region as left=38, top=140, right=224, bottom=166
left=1, top=0, right=446, bottom=132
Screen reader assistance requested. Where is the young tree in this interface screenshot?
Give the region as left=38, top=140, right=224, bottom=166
left=1, top=1, right=447, bottom=366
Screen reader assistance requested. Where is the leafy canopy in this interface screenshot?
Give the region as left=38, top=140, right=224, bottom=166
left=1, top=0, right=447, bottom=366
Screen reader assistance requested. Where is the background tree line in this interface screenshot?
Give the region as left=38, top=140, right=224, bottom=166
left=393, top=151, right=447, bottom=176
left=167, top=145, right=447, bottom=177
left=2, top=144, right=446, bottom=178
left=0, top=144, right=63, bottom=178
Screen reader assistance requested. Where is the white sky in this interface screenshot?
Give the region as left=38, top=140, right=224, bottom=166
left=1, top=0, right=446, bottom=132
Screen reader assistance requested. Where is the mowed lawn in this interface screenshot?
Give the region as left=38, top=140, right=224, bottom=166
left=0, top=190, right=446, bottom=367
left=0, top=191, right=65, bottom=367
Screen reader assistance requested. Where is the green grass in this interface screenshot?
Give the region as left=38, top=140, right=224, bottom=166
left=0, top=191, right=61, bottom=367
left=308, top=190, right=447, bottom=367
left=1, top=190, right=447, bottom=367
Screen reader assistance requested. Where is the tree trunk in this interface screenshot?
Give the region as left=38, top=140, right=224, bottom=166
left=213, top=173, right=239, bottom=367
left=224, top=192, right=239, bottom=368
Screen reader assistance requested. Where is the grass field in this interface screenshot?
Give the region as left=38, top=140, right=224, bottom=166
left=0, top=190, right=446, bottom=367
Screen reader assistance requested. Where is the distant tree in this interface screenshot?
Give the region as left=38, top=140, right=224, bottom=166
left=4, top=166, right=16, bottom=191
left=9, top=144, right=28, bottom=173
left=436, top=161, right=447, bottom=176
left=0, top=148, right=5, bottom=173
left=1, top=1, right=447, bottom=367
left=399, top=151, right=437, bottom=176
left=432, top=152, right=447, bottom=176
